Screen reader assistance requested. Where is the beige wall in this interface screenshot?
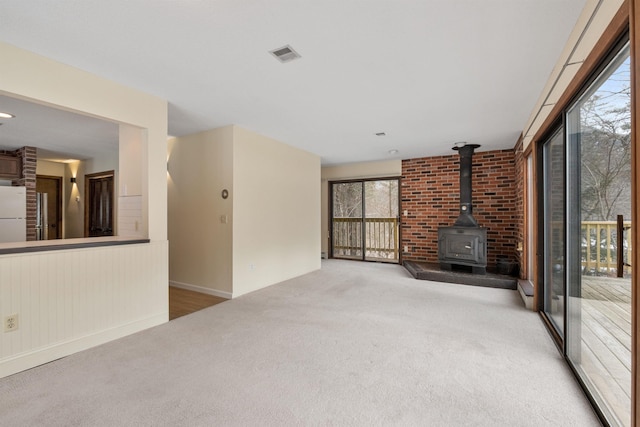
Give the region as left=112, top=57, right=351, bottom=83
left=59, top=152, right=119, bottom=239
left=167, top=126, right=234, bottom=297
left=65, top=161, right=84, bottom=238
left=0, top=41, right=168, bottom=377
left=232, top=126, right=321, bottom=297
left=320, top=160, right=402, bottom=256
left=1, top=41, right=167, bottom=241
left=25, top=90, right=145, bottom=242
left=118, top=125, right=145, bottom=238
left=118, top=124, right=144, bottom=197
left=36, top=159, right=66, bottom=176
left=168, top=125, right=321, bottom=298
left=36, top=160, right=68, bottom=237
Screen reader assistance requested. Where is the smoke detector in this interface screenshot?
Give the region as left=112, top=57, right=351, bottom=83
left=269, top=45, right=301, bottom=63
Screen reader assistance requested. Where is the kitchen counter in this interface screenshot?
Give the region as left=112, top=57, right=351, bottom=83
left=0, top=236, right=150, bottom=255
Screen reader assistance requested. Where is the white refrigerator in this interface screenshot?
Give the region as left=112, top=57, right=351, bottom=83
left=0, top=186, right=27, bottom=243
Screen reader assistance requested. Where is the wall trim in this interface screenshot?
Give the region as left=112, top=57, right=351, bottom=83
left=169, top=280, right=233, bottom=299
left=0, top=313, right=166, bottom=379
left=629, top=0, right=639, bottom=423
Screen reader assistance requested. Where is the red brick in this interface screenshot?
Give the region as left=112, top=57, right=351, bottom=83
left=401, top=148, right=522, bottom=271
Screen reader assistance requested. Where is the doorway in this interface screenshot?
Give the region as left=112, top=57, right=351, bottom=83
left=85, top=170, right=115, bottom=237
left=35, top=175, right=62, bottom=240
left=330, top=178, right=400, bottom=263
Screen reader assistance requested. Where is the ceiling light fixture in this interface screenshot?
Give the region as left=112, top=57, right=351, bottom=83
left=0, top=112, right=15, bottom=119
left=388, top=149, right=399, bottom=155
left=376, top=132, right=386, bottom=136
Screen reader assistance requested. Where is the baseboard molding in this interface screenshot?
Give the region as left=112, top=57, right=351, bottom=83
left=169, top=280, right=232, bottom=299
left=0, top=313, right=167, bottom=379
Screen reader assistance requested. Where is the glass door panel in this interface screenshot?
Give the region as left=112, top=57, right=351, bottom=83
left=331, top=179, right=400, bottom=263
left=566, top=45, right=631, bottom=427
left=543, top=128, right=566, bottom=337
left=332, top=182, right=363, bottom=259
left=364, top=180, right=399, bottom=262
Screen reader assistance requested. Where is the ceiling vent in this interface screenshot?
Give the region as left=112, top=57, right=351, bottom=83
left=269, top=45, right=301, bottom=63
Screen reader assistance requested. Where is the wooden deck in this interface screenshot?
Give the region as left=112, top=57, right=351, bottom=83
left=580, top=275, right=631, bottom=427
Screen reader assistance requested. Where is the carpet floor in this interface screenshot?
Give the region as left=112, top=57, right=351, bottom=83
left=0, top=260, right=599, bottom=426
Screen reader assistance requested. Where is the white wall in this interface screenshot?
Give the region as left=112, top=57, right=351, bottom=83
left=521, top=0, right=625, bottom=149
left=0, top=242, right=167, bottom=378
left=0, top=41, right=168, bottom=378
left=167, top=126, right=234, bottom=297
left=320, top=160, right=401, bottom=256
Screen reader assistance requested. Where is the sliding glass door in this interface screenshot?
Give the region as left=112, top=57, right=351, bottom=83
left=543, top=128, right=566, bottom=338
left=565, top=44, right=631, bottom=427
left=331, top=179, right=399, bottom=263
left=540, top=41, right=631, bottom=427
left=331, top=181, right=363, bottom=260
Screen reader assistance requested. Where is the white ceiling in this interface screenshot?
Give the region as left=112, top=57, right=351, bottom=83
left=0, top=0, right=587, bottom=165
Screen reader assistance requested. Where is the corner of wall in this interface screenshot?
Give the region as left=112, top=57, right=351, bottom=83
left=231, top=126, right=321, bottom=297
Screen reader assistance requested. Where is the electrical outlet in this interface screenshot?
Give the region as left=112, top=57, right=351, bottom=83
left=4, top=314, right=18, bottom=332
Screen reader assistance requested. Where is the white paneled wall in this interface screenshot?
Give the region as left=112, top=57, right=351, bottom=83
left=118, top=195, right=143, bottom=237
left=0, top=241, right=168, bottom=377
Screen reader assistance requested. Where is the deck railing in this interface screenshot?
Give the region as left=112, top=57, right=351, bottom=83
left=333, top=217, right=399, bottom=260
left=333, top=218, right=630, bottom=273
left=582, top=220, right=632, bottom=276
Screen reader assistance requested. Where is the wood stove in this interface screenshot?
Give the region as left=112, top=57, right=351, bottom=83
left=438, top=143, right=487, bottom=274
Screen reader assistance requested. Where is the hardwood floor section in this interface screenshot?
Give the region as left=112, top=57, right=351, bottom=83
left=169, top=286, right=227, bottom=320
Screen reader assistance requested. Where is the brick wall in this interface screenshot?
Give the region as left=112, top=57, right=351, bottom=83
left=513, top=139, right=525, bottom=278
left=401, top=149, right=519, bottom=269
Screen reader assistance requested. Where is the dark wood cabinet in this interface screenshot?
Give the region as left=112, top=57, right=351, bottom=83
left=0, top=155, right=20, bottom=179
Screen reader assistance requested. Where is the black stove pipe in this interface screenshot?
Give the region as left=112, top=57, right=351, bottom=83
left=452, top=143, right=480, bottom=227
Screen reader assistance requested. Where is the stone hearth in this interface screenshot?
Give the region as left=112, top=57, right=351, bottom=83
left=404, top=260, right=516, bottom=290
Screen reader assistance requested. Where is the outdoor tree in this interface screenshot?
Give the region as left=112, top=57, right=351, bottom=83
left=332, top=180, right=399, bottom=259
left=579, top=60, right=631, bottom=222
left=577, top=57, right=631, bottom=274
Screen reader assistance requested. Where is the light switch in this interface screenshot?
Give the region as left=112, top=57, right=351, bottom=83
left=220, top=215, right=228, bottom=224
